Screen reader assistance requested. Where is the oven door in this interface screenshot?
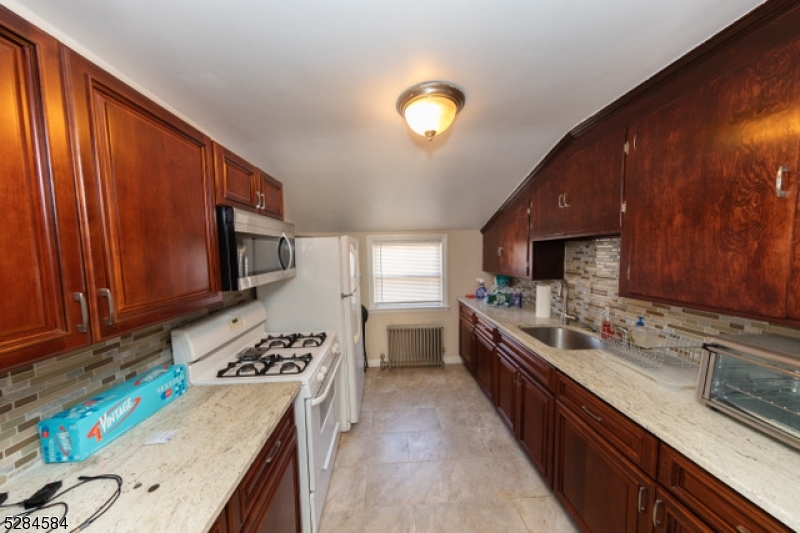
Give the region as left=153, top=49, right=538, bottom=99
left=305, top=350, right=341, bottom=528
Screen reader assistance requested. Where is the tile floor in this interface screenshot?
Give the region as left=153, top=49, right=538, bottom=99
left=318, top=363, right=580, bottom=533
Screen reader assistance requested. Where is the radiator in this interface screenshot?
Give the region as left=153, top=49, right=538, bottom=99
left=381, top=324, right=444, bottom=369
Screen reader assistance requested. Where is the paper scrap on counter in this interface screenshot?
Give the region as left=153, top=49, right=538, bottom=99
left=145, top=430, right=179, bottom=445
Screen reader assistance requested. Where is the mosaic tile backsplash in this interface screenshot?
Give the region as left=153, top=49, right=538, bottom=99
left=513, top=237, right=800, bottom=344
left=0, top=290, right=254, bottom=486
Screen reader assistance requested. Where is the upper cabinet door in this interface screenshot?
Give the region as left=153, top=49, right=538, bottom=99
left=214, top=143, right=260, bottom=210
left=482, top=194, right=530, bottom=277
left=259, top=171, right=284, bottom=220
left=65, top=50, right=221, bottom=339
left=622, top=37, right=800, bottom=319
left=531, top=129, right=625, bottom=240
left=560, top=128, right=625, bottom=237
left=0, top=9, right=90, bottom=370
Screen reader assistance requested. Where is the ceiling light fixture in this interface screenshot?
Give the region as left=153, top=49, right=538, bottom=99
left=396, top=81, right=466, bottom=141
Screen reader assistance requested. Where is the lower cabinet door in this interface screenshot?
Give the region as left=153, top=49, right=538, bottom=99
left=518, top=371, right=555, bottom=486
left=209, top=505, right=231, bottom=533
left=652, top=487, right=713, bottom=533
left=458, top=315, right=475, bottom=373
left=554, top=402, right=654, bottom=533
left=244, top=429, right=301, bottom=533
left=494, top=349, right=519, bottom=433
left=475, top=332, right=495, bottom=400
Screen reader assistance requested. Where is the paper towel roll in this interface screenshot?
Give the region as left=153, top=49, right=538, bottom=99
left=535, top=285, right=552, bottom=318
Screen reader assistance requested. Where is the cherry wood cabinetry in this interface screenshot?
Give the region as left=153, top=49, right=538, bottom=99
left=658, top=443, right=791, bottom=533
left=554, top=401, right=655, bottom=533
left=458, top=303, right=476, bottom=373
left=530, top=128, right=625, bottom=241
left=494, top=347, right=520, bottom=433
left=482, top=194, right=530, bottom=277
left=64, top=50, right=221, bottom=340
left=214, top=143, right=285, bottom=220
left=473, top=317, right=496, bottom=400
left=460, top=308, right=792, bottom=532
left=0, top=8, right=91, bottom=370
left=259, top=171, right=284, bottom=220
left=621, top=33, right=800, bottom=320
left=218, top=408, right=301, bottom=533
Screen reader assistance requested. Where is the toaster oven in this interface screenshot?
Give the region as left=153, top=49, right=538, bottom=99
left=698, top=333, right=800, bottom=450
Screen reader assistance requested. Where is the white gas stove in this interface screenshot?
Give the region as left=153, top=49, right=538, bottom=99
left=170, top=301, right=341, bottom=533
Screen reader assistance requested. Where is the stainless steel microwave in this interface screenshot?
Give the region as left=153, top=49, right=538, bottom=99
left=217, top=206, right=295, bottom=291
left=698, top=333, right=800, bottom=450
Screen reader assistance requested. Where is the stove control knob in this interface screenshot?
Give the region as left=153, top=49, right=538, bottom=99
left=316, top=372, right=325, bottom=383
left=332, top=343, right=341, bottom=355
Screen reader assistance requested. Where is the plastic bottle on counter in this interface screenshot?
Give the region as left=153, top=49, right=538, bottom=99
left=601, top=306, right=613, bottom=339
left=475, top=278, right=487, bottom=300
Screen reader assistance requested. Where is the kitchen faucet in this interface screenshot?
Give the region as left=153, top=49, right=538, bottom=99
left=559, top=278, right=577, bottom=325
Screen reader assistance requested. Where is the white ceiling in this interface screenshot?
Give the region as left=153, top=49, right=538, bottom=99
left=3, top=0, right=764, bottom=233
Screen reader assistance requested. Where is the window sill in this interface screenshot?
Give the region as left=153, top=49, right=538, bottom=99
left=367, top=305, right=451, bottom=314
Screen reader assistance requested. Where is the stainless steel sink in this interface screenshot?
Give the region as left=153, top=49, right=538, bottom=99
left=520, top=326, right=603, bottom=350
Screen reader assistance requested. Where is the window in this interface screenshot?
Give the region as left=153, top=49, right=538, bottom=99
left=367, top=234, right=448, bottom=311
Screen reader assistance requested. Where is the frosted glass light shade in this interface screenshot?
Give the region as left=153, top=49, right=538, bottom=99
left=403, top=96, right=459, bottom=138
left=396, top=81, right=465, bottom=140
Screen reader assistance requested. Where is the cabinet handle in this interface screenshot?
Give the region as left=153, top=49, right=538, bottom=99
left=260, top=192, right=266, bottom=210
left=73, top=292, right=89, bottom=333
left=98, top=288, right=115, bottom=326
left=558, top=193, right=564, bottom=208
left=637, top=486, right=647, bottom=513
left=652, top=499, right=663, bottom=528
left=736, top=527, right=752, bottom=533
left=255, top=191, right=263, bottom=209
left=776, top=166, right=790, bottom=198
left=581, top=405, right=603, bottom=422
left=562, top=192, right=570, bottom=207
left=497, top=246, right=503, bottom=257
left=265, top=439, right=282, bottom=464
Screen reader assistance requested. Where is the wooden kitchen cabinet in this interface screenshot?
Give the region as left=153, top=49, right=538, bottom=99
left=482, top=194, right=530, bottom=277
left=657, top=443, right=791, bottom=533
left=214, top=143, right=285, bottom=220
left=0, top=7, right=91, bottom=370
left=554, top=401, right=655, bottom=533
left=530, top=128, right=625, bottom=240
left=621, top=32, right=800, bottom=320
left=64, top=49, right=222, bottom=340
left=652, top=487, right=714, bottom=533
left=474, top=317, right=496, bottom=400
left=494, top=346, right=520, bottom=433
left=518, top=369, right=555, bottom=487
left=259, top=171, right=284, bottom=220
left=458, top=303, right=476, bottom=374
left=225, top=408, right=301, bottom=533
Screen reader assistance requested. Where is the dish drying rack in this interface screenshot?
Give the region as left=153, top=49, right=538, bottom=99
left=601, top=327, right=702, bottom=389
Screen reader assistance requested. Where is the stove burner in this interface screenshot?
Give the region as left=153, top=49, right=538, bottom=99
left=257, top=333, right=327, bottom=350
left=216, top=351, right=315, bottom=378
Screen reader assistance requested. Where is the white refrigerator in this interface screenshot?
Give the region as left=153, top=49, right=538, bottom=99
left=258, top=236, right=365, bottom=431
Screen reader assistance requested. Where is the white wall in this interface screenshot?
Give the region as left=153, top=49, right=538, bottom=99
left=305, top=230, right=489, bottom=366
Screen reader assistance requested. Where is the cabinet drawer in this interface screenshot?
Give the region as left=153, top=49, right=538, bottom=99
left=475, top=316, right=496, bottom=343
left=555, top=372, right=658, bottom=477
left=236, top=408, right=296, bottom=523
left=658, top=443, right=791, bottom=533
left=498, top=332, right=554, bottom=391
left=459, top=303, right=476, bottom=322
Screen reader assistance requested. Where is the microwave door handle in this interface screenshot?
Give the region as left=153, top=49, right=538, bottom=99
left=310, top=353, right=342, bottom=407
left=705, top=344, right=799, bottom=376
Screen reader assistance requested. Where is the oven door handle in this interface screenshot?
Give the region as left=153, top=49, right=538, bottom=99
left=311, top=352, right=342, bottom=407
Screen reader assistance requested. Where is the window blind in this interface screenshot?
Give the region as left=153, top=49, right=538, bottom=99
left=371, top=239, right=444, bottom=308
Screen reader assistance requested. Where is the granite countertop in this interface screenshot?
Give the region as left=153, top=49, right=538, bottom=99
left=460, top=298, right=800, bottom=531
left=0, top=382, right=299, bottom=533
